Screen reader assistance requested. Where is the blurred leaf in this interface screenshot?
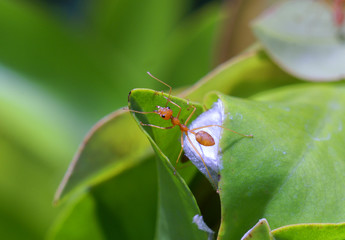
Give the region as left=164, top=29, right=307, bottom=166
left=49, top=157, right=157, bottom=240
left=54, top=110, right=151, bottom=203
left=0, top=67, right=79, bottom=166
left=0, top=0, right=118, bottom=121
left=0, top=67, right=77, bottom=238
left=157, top=3, right=223, bottom=86
left=85, top=0, right=186, bottom=60
left=252, top=0, right=345, bottom=81
left=241, top=219, right=273, bottom=240
left=181, top=48, right=300, bottom=102
left=272, top=222, right=345, bottom=240
left=0, top=0, right=223, bottom=124
left=49, top=193, right=106, bottom=240
left=210, top=84, right=345, bottom=239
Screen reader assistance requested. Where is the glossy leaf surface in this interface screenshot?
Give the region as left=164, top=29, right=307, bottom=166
left=212, top=84, right=345, bottom=239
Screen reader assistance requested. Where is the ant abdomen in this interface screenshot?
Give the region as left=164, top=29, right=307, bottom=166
left=195, top=131, right=215, bottom=146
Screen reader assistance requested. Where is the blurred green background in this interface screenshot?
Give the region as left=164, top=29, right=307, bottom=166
left=0, top=0, right=273, bottom=239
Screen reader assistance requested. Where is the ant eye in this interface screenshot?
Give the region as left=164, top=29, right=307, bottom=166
left=162, top=115, right=165, bottom=118
left=167, top=106, right=170, bottom=109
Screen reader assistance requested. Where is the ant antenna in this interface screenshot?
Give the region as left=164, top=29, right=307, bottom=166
left=147, top=72, right=172, bottom=107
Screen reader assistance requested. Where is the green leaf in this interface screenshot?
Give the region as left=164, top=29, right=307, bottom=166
left=54, top=110, right=150, bottom=204
left=128, top=89, right=208, bottom=239
left=213, top=84, right=345, bottom=239
left=181, top=48, right=300, bottom=102
left=241, top=219, right=273, bottom=240
left=128, top=89, right=204, bottom=167
left=85, top=0, right=186, bottom=63
left=156, top=3, right=223, bottom=86
left=272, top=222, right=345, bottom=240
left=0, top=67, right=78, bottom=239
left=252, top=0, right=345, bottom=81
left=48, top=193, right=106, bottom=240
left=241, top=220, right=345, bottom=240
left=0, top=0, right=120, bottom=120
left=0, top=0, right=222, bottom=122
left=49, top=157, right=158, bottom=240
left=154, top=148, right=207, bottom=239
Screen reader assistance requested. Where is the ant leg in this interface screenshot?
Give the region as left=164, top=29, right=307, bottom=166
left=126, top=109, right=157, bottom=115
left=186, top=133, right=217, bottom=189
left=140, top=123, right=175, bottom=130
left=184, top=105, right=196, bottom=125
left=174, top=133, right=184, bottom=175
left=191, top=124, right=253, bottom=138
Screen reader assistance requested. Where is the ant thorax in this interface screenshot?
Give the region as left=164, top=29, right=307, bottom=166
left=183, top=99, right=225, bottom=188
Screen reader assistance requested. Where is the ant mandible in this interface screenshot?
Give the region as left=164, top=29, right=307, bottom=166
left=129, top=72, right=253, bottom=188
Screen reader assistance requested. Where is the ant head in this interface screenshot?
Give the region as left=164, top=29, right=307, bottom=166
left=155, top=106, right=172, bottom=120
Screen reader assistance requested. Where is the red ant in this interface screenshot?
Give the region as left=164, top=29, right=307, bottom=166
left=128, top=72, right=253, bottom=188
